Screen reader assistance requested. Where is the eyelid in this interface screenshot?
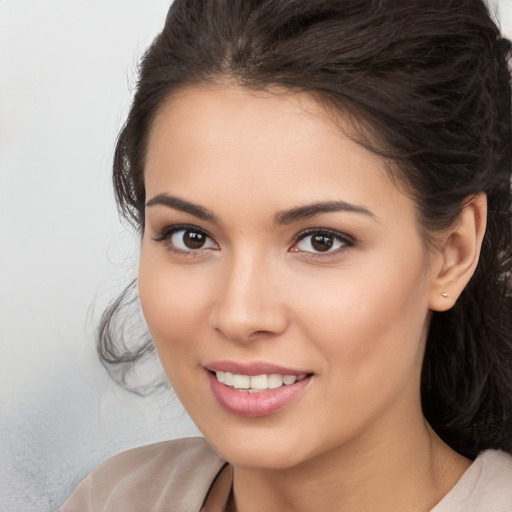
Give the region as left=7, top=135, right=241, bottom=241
left=152, top=224, right=219, bottom=253
left=151, top=224, right=353, bottom=257
left=290, top=228, right=355, bottom=256
left=152, top=223, right=212, bottom=241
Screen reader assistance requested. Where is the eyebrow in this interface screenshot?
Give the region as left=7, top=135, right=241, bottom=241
left=146, top=193, right=219, bottom=222
left=274, top=200, right=375, bottom=225
left=146, top=193, right=375, bottom=225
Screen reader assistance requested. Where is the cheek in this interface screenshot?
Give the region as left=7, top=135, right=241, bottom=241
left=138, top=250, right=215, bottom=411
left=137, top=247, right=210, bottom=360
left=294, top=255, right=430, bottom=388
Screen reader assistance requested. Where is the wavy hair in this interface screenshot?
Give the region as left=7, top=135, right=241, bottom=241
left=98, top=0, right=512, bottom=459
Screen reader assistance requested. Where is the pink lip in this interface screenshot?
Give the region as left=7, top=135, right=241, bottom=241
left=205, top=360, right=309, bottom=376
left=205, top=363, right=313, bottom=418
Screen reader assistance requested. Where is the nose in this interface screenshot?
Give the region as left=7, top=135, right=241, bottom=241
left=211, top=252, right=289, bottom=343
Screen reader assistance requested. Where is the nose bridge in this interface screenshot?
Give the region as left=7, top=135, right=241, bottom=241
left=212, top=246, right=287, bottom=342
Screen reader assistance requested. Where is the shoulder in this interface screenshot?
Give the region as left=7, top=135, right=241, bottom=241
left=472, top=450, right=512, bottom=505
left=60, top=437, right=225, bottom=512
left=433, top=450, right=512, bottom=512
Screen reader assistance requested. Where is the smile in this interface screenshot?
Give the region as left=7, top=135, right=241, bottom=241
left=215, top=371, right=308, bottom=392
left=205, top=363, right=313, bottom=417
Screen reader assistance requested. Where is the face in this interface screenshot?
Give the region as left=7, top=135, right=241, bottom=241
left=138, top=85, right=440, bottom=470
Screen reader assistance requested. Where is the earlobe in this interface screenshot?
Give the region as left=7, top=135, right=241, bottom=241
left=429, top=194, right=487, bottom=312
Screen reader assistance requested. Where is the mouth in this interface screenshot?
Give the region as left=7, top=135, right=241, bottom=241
left=204, top=362, right=314, bottom=417
left=213, top=371, right=309, bottom=392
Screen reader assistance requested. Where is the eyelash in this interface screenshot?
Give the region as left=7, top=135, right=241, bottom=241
left=152, top=225, right=354, bottom=258
left=152, top=224, right=218, bottom=256
left=290, top=228, right=354, bottom=258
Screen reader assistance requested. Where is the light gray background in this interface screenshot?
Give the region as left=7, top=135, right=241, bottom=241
left=1, top=1, right=510, bottom=511
left=0, top=2, right=201, bottom=511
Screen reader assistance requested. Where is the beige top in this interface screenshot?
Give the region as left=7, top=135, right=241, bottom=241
left=61, top=437, right=512, bottom=512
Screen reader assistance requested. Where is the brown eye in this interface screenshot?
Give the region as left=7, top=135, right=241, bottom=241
left=167, top=228, right=218, bottom=252
left=292, top=229, right=352, bottom=255
left=183, top=231, right=206, bottom=249
left=311, top=234, right=334, bottom=252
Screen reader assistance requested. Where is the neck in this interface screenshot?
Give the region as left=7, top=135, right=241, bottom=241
left=229, top=410, right=469, bottom=512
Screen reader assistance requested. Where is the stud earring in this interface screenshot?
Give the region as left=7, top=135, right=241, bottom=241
left=440, top=292, right=449, bottom=298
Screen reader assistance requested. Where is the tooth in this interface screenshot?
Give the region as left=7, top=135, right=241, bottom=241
left=218, top=371, right=304, bottom=390
left=250, top=374, right=268, bottom=390
left=268, top=374, right=283, bottom=389
left=283, top=375, right=297, bottom=385
left=233, top=374, right=250, bottom=389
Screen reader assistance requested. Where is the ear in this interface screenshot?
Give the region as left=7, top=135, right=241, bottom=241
left=429, top=194, right=487, bottom=312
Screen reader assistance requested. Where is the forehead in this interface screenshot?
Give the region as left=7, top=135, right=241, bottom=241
left=144, top=85, right=416, bottom=226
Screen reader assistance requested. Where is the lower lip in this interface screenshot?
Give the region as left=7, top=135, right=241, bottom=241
left=207, top=371, right=312, bottom=417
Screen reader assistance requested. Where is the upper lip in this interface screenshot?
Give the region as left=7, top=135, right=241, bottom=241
left=205, top=360, right=311, bottom=376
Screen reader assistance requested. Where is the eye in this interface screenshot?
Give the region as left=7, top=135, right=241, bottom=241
left=170, top=229, right=216, bottom=250
left=153, top=225, right=218, bottom=253
left=290, top=229, right=353, bottom=255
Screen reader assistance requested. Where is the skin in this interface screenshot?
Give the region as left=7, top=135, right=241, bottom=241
left=138, top=85, right=485, bottom=511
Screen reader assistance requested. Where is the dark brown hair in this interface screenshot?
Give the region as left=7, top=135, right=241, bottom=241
left=99, top=0, right=512, bottom=459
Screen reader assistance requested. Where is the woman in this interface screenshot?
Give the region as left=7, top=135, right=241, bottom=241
left=62, top=0, right=512, bottom=510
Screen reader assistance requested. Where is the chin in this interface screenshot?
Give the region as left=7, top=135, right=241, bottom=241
left=199, top=422, right=319, bottom=470
left=216, top=442, right=308, bottom=470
